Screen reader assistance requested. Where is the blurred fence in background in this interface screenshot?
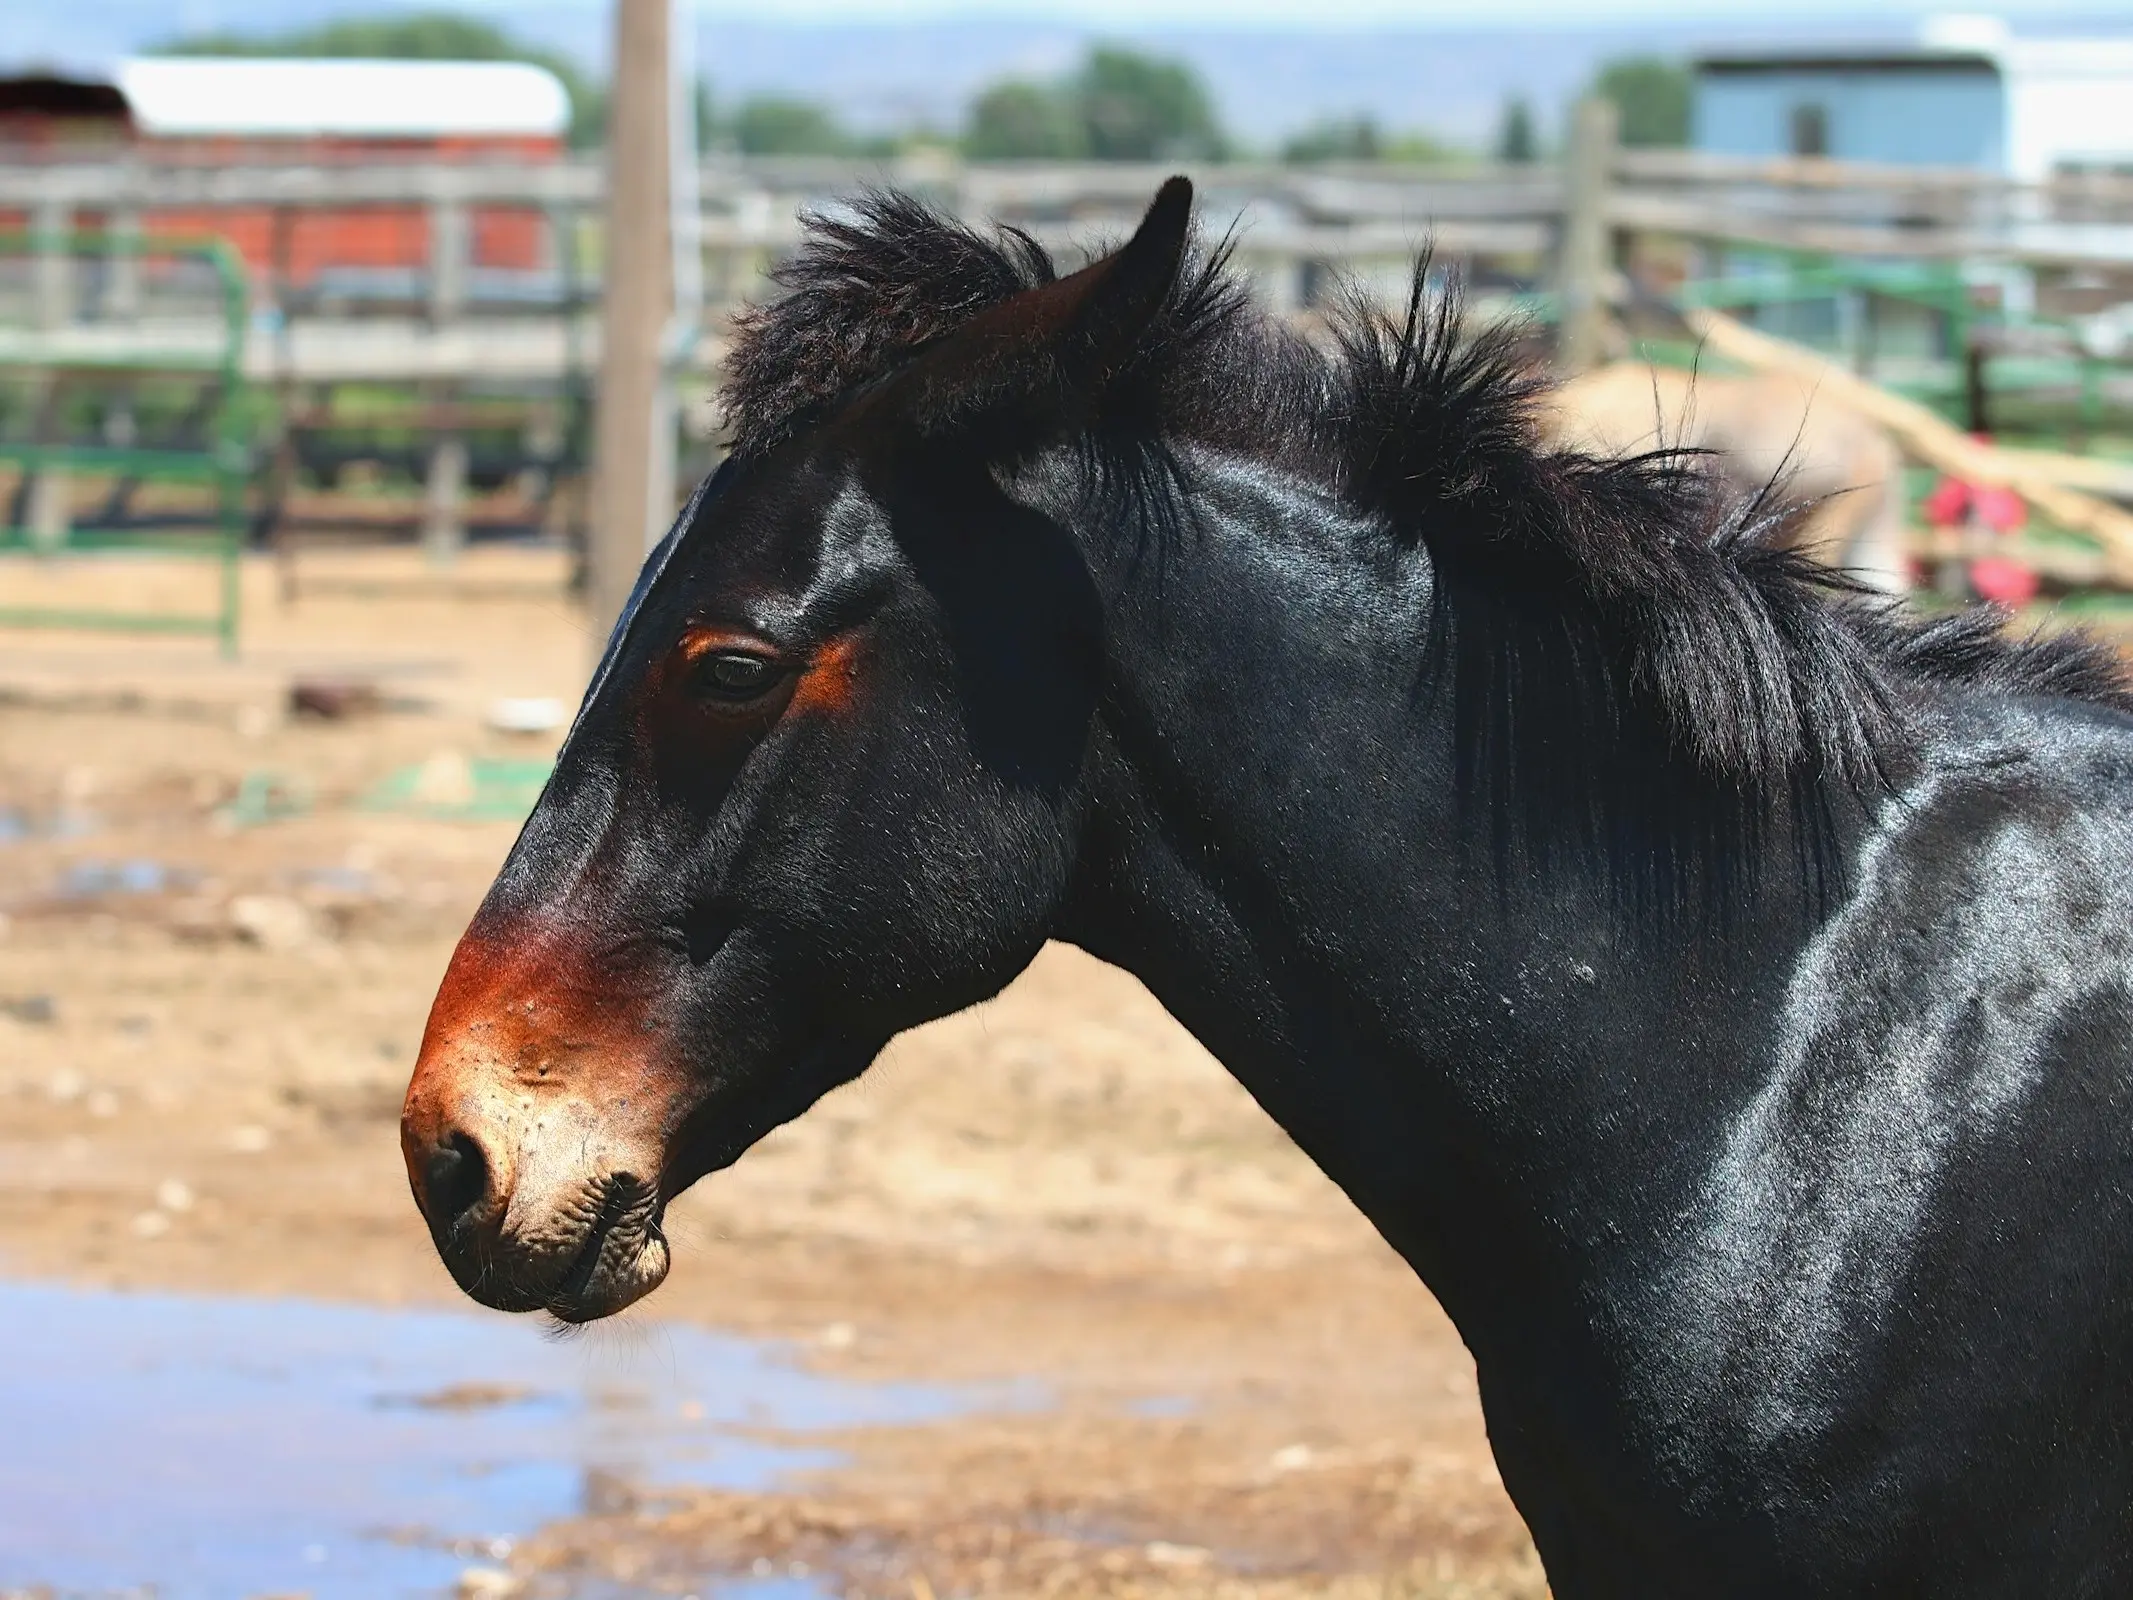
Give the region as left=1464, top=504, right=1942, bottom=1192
left=14, top=151, right=2133, bottom=385
left=10, top=146, right=2133, bottom=576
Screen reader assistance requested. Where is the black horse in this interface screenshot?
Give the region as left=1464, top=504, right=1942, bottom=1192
left=403, top=178, right=2133, bottom=1593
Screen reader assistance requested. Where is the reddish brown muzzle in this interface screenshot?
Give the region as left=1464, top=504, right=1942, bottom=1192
left=402, top=915, right=685, bottom=1321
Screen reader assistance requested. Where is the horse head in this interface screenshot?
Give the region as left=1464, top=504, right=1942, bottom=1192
left=401, top=180, right=1196, bottom=1321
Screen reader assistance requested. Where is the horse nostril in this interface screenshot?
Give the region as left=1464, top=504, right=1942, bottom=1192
left=425, top=1130, right=491, bottom=1228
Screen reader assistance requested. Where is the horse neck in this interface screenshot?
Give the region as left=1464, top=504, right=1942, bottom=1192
left=1049, top=448, right=1817, bottom=1330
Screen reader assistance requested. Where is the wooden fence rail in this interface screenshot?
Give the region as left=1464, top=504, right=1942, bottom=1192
left=10, top=147, right=2133, bottom=567
left=2, top=150, right=2130, bottom=368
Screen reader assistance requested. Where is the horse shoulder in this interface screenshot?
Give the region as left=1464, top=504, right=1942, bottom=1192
left=1655, top=702, right=2133, bottom=1471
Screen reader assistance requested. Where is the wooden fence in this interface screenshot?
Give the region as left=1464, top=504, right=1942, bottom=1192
left=9, top=145, right=2133, bottom=562
left=4, top=148, right=2133, bottom=386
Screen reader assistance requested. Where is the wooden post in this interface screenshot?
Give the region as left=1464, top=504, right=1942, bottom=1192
left=428, top=195, right=471, bottom=324
left=29, top=197, right=70, bottom=555
left=1964, top=339, right=1993, bottom=437
left=26, top=460, right=70, bottom=556
left=587, top=0, right=674, bottom=655
left=104, top=189, right=144, bottom=473
left=423, top=386, right=469, bottom=567
left=544, top=201, right=574, bottom=291
left=107, top=191, right=143, bottom=322
left=268, top=205, right=295, bottom=322
left=267, top=391, right=303, bottom=603
left=31, top=198, right=70, bottom=329
left=1558, top=96, right=1618, bottom=376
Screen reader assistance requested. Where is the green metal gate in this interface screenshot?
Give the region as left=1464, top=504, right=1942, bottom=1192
left=0, top=231, right=251, bottom=655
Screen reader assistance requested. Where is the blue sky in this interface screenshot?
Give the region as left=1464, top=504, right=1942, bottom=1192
left=677, top=1, right=2133, bottom=20
left=32, top=0, right=2133, bottom=146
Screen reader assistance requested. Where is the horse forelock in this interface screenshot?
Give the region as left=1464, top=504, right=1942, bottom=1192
left=721, top=191, right=1058, bottom=460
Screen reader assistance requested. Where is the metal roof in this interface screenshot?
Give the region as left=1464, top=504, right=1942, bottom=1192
left=1695, top=18, right=2133, bottom=82
left=116, top=57, right=569, bottom=139
left=1695, top=52, right=1997, bottom=76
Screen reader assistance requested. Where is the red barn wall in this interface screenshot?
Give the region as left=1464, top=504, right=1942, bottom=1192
left=2, top=130, right=563, bottom=286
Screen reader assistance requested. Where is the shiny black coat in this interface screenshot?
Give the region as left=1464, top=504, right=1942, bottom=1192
left=409, top=179, right=2133, bottom=1593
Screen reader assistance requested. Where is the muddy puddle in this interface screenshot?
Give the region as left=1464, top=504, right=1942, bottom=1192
left=0, top=808, right=99, bottom=847
left=0, top=1281, right=964, bottom=1600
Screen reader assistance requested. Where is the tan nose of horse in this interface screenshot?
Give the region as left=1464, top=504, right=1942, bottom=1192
left=402, top=919, right=678, bottom=1320
left=401, top=1071, right=544, bottom=1313
left=403, top=1027, right=677, bottom=1320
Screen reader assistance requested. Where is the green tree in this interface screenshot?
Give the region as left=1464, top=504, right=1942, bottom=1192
left=1072, top=46, right=1227, bottom=162
left=1495, top=95, right=1539, bottom=164
left=1282, top=115, right=1381, bottom=163
left=1383, top=130, right=1465, bottom=164
left=729, top=96, right=853, bottom=157
left=1282, top=116, right=1463, bottom=165
left=694, top=82, right=719, bottom=153
left=965, top=80, right=1086, bottom=160
left=1592, top=56, right=1691, bottom=148
left=156, top=11, right=607, bottom=147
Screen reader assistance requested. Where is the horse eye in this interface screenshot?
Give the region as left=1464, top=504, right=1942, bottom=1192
left=692, top=650, right=780, bottom=701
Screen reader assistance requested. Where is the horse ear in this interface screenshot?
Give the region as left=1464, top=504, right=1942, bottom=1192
left=870, top=176, right=1195, bottom=453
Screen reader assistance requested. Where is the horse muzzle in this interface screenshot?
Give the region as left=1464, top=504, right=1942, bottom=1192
left=401, top=1056, right=675, bottom=1320
left=401, top=920, right=684, bottom=1321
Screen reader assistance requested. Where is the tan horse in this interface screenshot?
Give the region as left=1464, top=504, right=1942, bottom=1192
left=1540, top=363, right=1911, bottom=595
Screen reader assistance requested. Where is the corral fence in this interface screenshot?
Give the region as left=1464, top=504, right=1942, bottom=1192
left=15, top=148, right=2133, bottom=382
left=0, top=230, right=247, bottom=653
left=8, top=143, right=2133, bottom=601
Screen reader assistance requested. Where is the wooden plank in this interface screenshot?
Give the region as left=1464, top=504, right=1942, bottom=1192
left=1611, top=195, right=2133, bottom=269
left=1685, top=306, right=2133, bottom=587
left=1, top=154, right=2129, bottom=278
left=1615, top=148, right=2023, bottom=194
left=1994, top=448, right=2133, bottom=502
left=1907, top=528, right=2108, bottom=587
left=1559, top=98, right=1618, bottom=375
left=586, top=0, right=674, bottom=646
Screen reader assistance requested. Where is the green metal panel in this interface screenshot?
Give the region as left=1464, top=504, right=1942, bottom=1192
left=1665, top=256, right=2130, bottom=445
left=0, top=526, right=234, bottom=555
left=0, top=231, right=250, bottom=656
left=0, top=607, right=229, bottom=637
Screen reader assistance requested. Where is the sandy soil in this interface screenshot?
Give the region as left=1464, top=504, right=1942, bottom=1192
left=0, top=550, right=1540, bottom=1599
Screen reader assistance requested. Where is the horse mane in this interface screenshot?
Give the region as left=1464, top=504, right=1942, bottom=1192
left=723, top=190, right=1254, bottom=463
left=724, top=191, right=2133, bottom=913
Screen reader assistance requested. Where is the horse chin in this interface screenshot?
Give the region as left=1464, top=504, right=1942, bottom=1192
left=437, top=1165, right=676, bottom=1322
left=541, top=1214, right=673, bottom=1324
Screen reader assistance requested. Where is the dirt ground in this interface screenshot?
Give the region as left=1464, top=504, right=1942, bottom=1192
left=0, top=549, right=1542, bottom=1599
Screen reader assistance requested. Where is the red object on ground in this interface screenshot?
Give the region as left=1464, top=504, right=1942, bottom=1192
left=1970, top=556, right=2041, bottom=606
left=1973, top=485, right=2028, bottom=534
left=1923, top=476, right=1973, bottom=528
left=1922, top=475, right=2028, bottom=535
